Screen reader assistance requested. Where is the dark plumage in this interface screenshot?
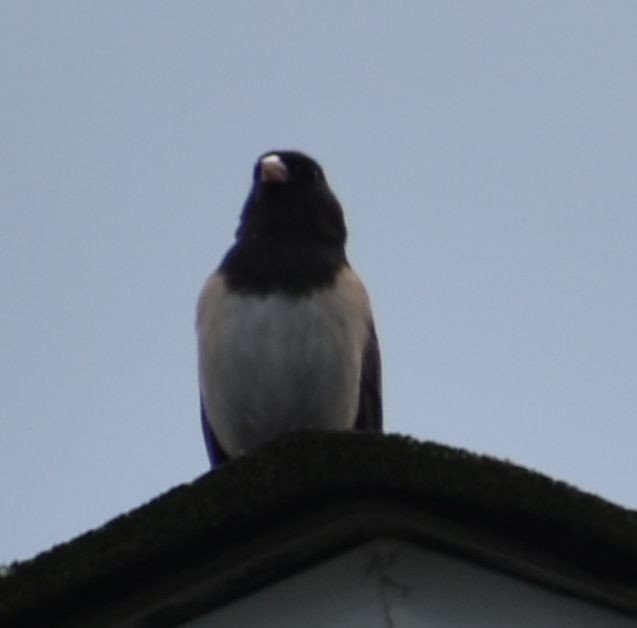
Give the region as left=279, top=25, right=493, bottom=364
left=222, top=152, right=347, bottom=295
left=197, top=151, right=382, bottom=467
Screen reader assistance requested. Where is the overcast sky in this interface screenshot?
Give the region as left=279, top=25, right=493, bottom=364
left=2, top=2, right=636, bottom=564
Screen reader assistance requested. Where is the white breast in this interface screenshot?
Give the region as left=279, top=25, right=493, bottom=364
left=196, top=268, right=372, bottom=458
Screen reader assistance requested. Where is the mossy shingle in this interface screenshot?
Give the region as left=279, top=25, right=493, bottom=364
left=1, top=432, right=635, bottom=626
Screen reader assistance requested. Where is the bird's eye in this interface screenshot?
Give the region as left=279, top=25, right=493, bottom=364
left=284, top=160, right=322, bottom=182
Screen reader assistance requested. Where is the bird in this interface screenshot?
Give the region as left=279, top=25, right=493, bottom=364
left=196, top=150, right=382, bottom=468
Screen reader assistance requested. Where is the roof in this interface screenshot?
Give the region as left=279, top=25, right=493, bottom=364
left=1, top=431, right=636, bottom=627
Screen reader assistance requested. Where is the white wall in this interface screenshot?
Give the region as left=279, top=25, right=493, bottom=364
left=182, top=539, right=636, bottom=627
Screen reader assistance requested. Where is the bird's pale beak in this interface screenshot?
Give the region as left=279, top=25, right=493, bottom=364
left=260, top=154, right=289, bottom=183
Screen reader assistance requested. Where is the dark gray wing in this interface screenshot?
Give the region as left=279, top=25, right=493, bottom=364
left=201, top=396, right=230, bottom=469
left=354, top=324, right=383, bottom=431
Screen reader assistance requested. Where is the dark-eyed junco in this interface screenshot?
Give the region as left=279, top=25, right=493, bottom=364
left=197, top=151, right=382, bottom=467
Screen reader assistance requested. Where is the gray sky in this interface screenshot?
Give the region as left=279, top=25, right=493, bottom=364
left=2, top=2, right=636, bottom=563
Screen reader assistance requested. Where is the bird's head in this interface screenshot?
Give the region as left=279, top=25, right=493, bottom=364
left=236, top=151, right=347, bottom=246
